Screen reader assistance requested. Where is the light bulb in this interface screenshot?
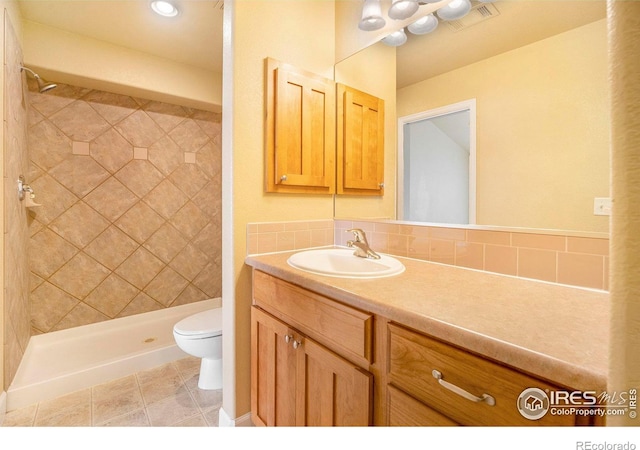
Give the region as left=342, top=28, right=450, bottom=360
left=407, top=14, right=439, bottom=35
left=151, top=1, right=179, bottom=18
left=382, top=28, right=408, bottom=46
left=388, top=0, right=419, bottom=20
left=359, top=0, right=386, bottom=31
left=436, top=0, right=471, bottom=21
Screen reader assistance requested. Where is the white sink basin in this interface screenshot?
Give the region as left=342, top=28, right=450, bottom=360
left=287, top=248, right=405, bottom=279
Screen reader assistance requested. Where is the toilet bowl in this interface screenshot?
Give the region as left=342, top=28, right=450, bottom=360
left=173, top=308, right=222, bottom=390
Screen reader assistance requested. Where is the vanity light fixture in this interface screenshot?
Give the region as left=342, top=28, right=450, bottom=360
left=407, top=13, right=439, bottom=34
left=151, top=0, right=179, bottom=17
left=388, top=0, right=419, bottom=20
left=358, top=0, right=495, bottom=46
left=382, top=28, right=408, bottom=46
left=358, top=0, right=386, bottom=31
left=436, top=0, right=472, bottom=21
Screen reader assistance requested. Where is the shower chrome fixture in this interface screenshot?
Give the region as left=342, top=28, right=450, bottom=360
left=20, top=66, right=57, bottom=93
left=17, top=175, right=34, bottom=201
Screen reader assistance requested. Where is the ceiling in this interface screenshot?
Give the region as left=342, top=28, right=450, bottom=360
left=17, top=0, right=607, bottom=88
left=395, top=0, right=607, bottom=88
left=17, top=0, right=224, bottom=74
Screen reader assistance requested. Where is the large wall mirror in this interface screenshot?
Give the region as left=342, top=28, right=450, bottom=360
left=334, top=0, right=609, bottom=234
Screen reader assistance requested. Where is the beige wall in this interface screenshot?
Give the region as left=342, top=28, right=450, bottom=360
left=608, top=0, right=640, bottom=426
left=22, top=20, right=222, bottom=112
left=397, top=19, right=609, bottom=233
left=225, top=0, right=336, bottom=419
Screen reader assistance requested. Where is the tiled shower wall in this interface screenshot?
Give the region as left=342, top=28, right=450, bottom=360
left=3, top=16, right=31, bottom=389
left=27, top=83, right=221, bottom=334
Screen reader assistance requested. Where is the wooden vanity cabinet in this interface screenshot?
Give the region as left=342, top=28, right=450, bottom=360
left=251, top=270, right=374, bottom=426
left=387, top=384, right=458, bottom=426
left=251, top=307, right=372, bottom=426
left=249, top=269, right=603, bottom=427
left=264, top=58, right=335, bottom=194
left=387, top=323, right=601, bottom=426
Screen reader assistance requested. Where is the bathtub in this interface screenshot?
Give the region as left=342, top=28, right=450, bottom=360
left=6, top=298, right=220, bottom=411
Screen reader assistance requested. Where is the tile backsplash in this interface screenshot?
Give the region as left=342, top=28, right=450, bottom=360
left=246, top=220, right=334, bottom=255
left=335, top=220, right=609, bottom=291
left=27, top=83, right=222, bottom=333
left=247, top=219, right=610, bottom=291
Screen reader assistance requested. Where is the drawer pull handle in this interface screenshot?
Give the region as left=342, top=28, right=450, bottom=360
left=432, top=370, right=496, bottom=406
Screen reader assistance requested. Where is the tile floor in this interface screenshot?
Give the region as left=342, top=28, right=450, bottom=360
left=1, top=356, right=220, bottom=427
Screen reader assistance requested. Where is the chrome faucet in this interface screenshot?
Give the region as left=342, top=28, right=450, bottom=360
left=346, top=228, right=381, bottom=259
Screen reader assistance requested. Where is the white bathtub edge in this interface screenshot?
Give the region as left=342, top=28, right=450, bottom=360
left=7, top=299, right=220, bottom=412
left=7, top=343, right=188, bottom=411
left=27, top=299, right=219, bottom=347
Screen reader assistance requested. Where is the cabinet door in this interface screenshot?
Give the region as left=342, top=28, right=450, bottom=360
left=251, top=306, right=298, bottom=426
left=251, top=306, right=373, bottom=427
left=300, top=338, right=373, bottom=426
left=265, top=58, right=335, bottom=194
left=337, top=83, right=384, bottom=196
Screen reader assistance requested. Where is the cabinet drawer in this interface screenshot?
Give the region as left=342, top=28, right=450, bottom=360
left=388, top=323, right=577, bottom=426
left=388, top=385, right=458, bottom=426
left=253, top=270, right=373, bottom=364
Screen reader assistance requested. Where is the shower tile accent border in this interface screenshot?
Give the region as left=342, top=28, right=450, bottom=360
left=246, top=219, right=610, bottom=291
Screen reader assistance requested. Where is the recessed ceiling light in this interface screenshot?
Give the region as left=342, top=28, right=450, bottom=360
left=151, top=0, right=179, bottom=17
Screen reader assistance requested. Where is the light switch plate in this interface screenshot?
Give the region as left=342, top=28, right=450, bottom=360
left=593, top=197, right=612, bottom=216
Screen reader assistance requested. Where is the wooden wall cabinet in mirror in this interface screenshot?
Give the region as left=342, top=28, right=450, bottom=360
left=265, top=58, right=336, bottom=194
left=337, top=83, right=385, bottom=196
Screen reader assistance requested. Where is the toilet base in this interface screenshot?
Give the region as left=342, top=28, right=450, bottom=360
left=198, top=357, right=222, bottom=390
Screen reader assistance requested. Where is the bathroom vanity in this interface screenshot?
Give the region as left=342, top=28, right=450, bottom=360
left=245, top=249, right=609, bottom=427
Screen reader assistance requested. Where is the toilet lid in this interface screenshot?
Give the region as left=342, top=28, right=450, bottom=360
left=173, top=308, right=222, bottom=338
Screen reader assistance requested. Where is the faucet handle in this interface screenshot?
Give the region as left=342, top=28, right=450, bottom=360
left=346, top=228, right=368, bottom=244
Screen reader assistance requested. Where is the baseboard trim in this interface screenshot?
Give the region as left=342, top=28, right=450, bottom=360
left=218, top=407, right=253, bottom=427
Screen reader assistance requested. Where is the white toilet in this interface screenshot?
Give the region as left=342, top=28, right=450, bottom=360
left=173, top=308, right=222, bottom=390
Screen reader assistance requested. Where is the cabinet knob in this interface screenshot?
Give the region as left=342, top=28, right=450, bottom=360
left=379, top=182, right=384, bottom=189
left=292, top=339, right=302, bottom=349
left=280, top=175, right=288, bottom=182
left=284, top=334, right=292, bottom=344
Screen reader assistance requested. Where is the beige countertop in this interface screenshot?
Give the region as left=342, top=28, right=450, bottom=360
left=245, top=248, right=610, bottom=392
